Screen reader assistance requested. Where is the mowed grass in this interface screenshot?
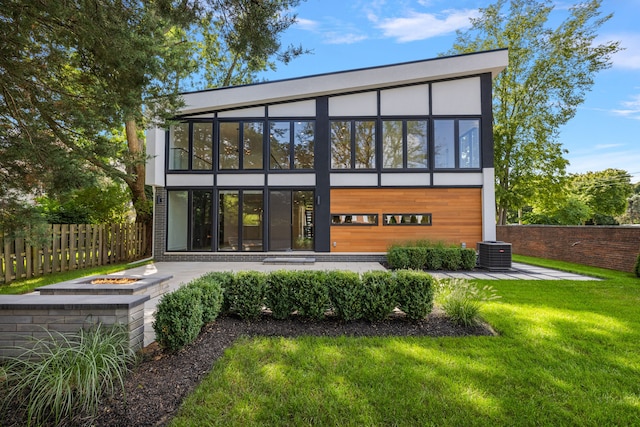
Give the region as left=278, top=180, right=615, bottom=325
left=171, top=260, right=640, bottom=426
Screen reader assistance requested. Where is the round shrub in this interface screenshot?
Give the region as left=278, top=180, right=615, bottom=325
left=290, top=271, right=331, bottom=320
left=202, top=271, right=235, bottom=313
left=226, top=271, right=267, bottom=320
left=441, top=248, right=462, bottom=271
left=635, top=252, right=640, bottom=278
left=424, top=247, right=444, bottom=270
left=460, top=248, right=477, bottom=270
left=265, top=270, right=296, bottom=319
left=387, top=246, right=411, bottom=270
left=327, top=270, right=366, bottom=321
left=395, top=270, right=434, bottom=320
left=153, top=286, right=204, bottom=351
left=188, top=274, right=224, bottom=324
left=360, top=270, right=397, bottom=321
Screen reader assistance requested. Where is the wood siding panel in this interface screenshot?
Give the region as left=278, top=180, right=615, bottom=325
left=330, top=188, right=482, bottom=252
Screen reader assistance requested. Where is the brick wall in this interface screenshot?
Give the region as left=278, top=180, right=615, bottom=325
left=497, top=225, right=640, bottom=273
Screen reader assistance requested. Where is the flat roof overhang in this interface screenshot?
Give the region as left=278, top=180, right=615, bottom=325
left=179, top=49, right=508, bottom=116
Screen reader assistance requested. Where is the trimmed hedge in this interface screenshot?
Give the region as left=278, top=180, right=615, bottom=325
left=387, top=245, right=476, bottom=271
left=154, top=269, right=437, bottom=350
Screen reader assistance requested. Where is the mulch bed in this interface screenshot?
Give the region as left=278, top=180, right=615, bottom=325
left=1, top=311, right=495, bottom=427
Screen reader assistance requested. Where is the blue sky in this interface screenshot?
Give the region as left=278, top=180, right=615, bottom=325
left=257, top=0, right=640, bottom=183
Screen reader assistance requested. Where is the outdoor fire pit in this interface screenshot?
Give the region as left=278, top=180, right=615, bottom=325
left=36, top=274, right=173, bottom=298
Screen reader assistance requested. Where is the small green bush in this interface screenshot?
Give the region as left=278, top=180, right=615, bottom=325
left=265, top=270, right=296, bottom=319
left=460, top=248, right=477, bottom=270
left=425, top=247, right=444, bottom=270
left=2, top=324, right=134, bottom=426
left=289, top=271, right=331, bottom=319
left=395, top=270, right=434, bottom=320
left=153, top=286, right=204, bottom=351
left=360, top=270, right=397, bottom=321
left=203, top=271, right=235, bottom=313
left=327, top=270, right=366, bottom=321
left=225, top=271, right=267, bottom=320
left=434, top=278, right=500, bottom=326
left=188, top=274, right=224, bottom=324
left=634, top=252, right=640, bottom=278
left=387, top=246, right=411, bottom=269
left=441, top=248, right=462, bottom=271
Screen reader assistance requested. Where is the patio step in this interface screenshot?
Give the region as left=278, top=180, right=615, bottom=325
left=262, top=257, right=316, bottom=265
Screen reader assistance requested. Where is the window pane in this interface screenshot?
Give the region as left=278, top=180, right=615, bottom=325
left=330, top=121, right=351, bottom=169
left=459, top=119, right=480, bottom=168
left=192, top=191, right=212, bottom=250
left=219, top=122, right=239, bottom=170
left=382, top=121, right=403, bottom=169
left=168, top=123, right=189, bottom=170
left=407, top=120, right=429, bottom=169
left=269, top=190, right=292, bottom=251
left=355, top=121, right=376, bottom=169
left=218, top=191, right=239, bottom=251
left=167, top=191, right=188, bottom=250
left=294, top=121, right=315, bottom=169
left=293, top=191, right=314, bottom=250
left=192, top=123, right=213, bottom=170
left=242, top=190, right=263, bottom=251
left=270, top=122, right=290, bottom=169
left=243, top=122, right=263, bottom=169
left=434, top=120, right=455, bottom=168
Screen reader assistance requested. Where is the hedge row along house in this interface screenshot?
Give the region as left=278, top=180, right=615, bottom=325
left=146, top=49, right=509, bottom=261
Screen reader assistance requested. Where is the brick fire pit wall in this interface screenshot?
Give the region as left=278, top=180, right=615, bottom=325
left=0, top=294, right=149, bottom=359
left=497, top=225, right=640, bottom=273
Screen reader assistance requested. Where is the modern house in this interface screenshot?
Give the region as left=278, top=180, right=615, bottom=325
left=146, top=49, right=508, bottom=261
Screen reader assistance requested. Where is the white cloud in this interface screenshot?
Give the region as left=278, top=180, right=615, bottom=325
left=374, top=8, right=480, bottom=42
left=611, top=94, right=640, bottom=120
left=295, top=18, right=320, bottom=31
left=324, top=33, right=369, bottom=45
left=568, top=149, right=640, bottom=182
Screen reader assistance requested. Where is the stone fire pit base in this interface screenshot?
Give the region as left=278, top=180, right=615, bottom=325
left=36, top=274, right=173, bottom=298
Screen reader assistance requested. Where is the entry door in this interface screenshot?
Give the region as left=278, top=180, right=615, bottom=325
left=269, top=190, right=314, bottom=251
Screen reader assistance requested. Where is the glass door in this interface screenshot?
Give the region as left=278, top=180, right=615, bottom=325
left=218, top=190, right=264, bottom=251
left=269, top=190, right=314, bottom=251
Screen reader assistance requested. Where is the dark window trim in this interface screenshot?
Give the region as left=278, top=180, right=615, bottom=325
left=331, top=213, right=379, bottom=226
left=382, top=213, right=432, bottom=226
left=217, top=119, right=266, bottom=171
left=267, top=119, right=316, bottom=171
left=432, top=117, right=482, bottom=171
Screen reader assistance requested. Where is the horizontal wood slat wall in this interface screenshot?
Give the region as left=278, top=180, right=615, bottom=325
left=330, top=188, right=482, bottom=252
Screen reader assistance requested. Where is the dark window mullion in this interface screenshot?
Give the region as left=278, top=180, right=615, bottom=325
left=454, top=120, right=460, bottom=169
left=289, top=121, right=295, bottom=169
left=350, top=121, right=356, bottom=168
left=402, top=120, right=408, bottom=169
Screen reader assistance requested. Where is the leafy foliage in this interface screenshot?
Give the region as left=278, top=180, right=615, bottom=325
left=434, top=278, right=501, bottom=326
left=449, top=0, right=621, bottom=224
left=326, top=270, right=366, bottom=321
left=634, top=253, right=640, bottom=278
left=360, top=271, right=398, bottom=321
left=288, top=271, right=331, bottom=320
left=153, top=286, right=204, bottom=351
left=265, top=270, right=297, bottom=319
left=395, top=270, right=434, bottom=320
left=225, top=271, right=268, bottom=320
left=1, top=324, right=134, bottom=426
left=188, top=274, right=225, bottom=324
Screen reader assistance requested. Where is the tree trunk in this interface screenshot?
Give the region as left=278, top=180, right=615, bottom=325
left=124, top=119, right=153, bottom=256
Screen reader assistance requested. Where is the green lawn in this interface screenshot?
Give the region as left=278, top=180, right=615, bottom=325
left=171, top=260, right=640, bottom=426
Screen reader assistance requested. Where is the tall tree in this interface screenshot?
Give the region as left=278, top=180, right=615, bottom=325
left=448, top=0, right=621, bottom=224
left=570, top=168, right=633, bottom=224
left=1, top=0, right=305, bottom=234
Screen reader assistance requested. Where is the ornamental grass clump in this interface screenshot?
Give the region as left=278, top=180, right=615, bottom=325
left=434, top=278, right=500, bottom=327
left=1, top=324, right=134, bottom=427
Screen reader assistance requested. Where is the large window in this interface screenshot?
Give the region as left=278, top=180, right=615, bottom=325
left=168, top=122, right=213, bottom=171
left=434, top=119, right=481, bottom=169
left=218, top=190, right=264, bottom=251
left=382, top=120, right=428, bottom=169
left=167, top=190, right=213, bottom=251
left=219, top=121, right=264, bottom=170
left=269, top=121, right=315, bottom=170
left=330, top=120, right=376, bottom=169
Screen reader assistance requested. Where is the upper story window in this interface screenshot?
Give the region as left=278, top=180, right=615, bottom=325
left=168, top=122, right=213, bottom=171
left=269, top=121, right=315, bottom=170
left=434, top=119, right=480, bottom=169
left=330, top=120, right=376, bottom=169
left=382, top=120, right=428, bottom=169
left=219, top=121, right=264, bottom=170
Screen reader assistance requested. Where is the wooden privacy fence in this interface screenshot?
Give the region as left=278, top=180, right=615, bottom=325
left=1, top=223, right=147, bottom=285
